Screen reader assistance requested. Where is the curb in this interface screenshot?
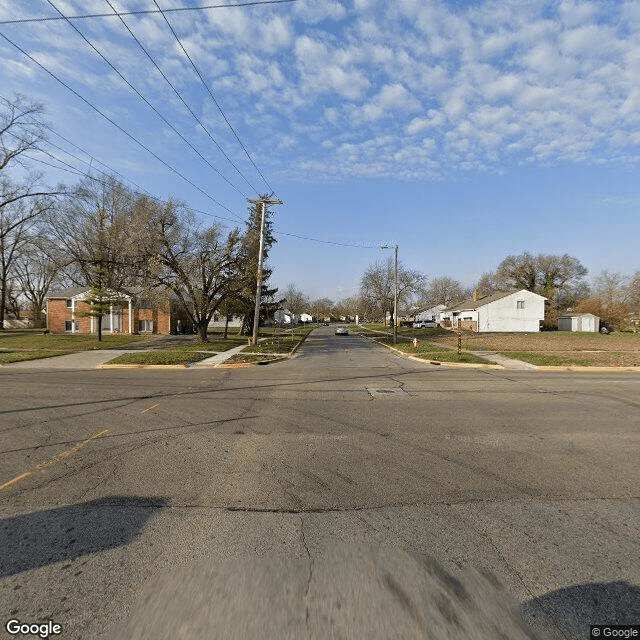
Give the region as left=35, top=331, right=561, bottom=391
left=534, top=365, right=640, bottom=372
left=377, top=342, right=640, bottom=372
left=100, top=363, right=189, bottom=369
left=379, top=342, right=504, bottom=369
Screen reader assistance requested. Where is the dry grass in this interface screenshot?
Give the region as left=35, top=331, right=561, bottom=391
left=432, top=332, right=640, bottom=367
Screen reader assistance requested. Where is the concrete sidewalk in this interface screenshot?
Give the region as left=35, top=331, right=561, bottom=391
left=190, top=345, right=248, bottom=367
left=2, top=350, right=135, bottom=370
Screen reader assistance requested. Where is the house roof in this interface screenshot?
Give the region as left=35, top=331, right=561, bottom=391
left=47, top=286, right=91, bottom=299
left=446, top=289, right=546, bottom=312
left=47, top=286, right=133, bottom=301
left=558, top=313, right=599, bottom=319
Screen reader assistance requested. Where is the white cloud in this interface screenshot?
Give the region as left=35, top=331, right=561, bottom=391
left=293, top=0, right=346, bottom=23
left=3, top=0, right=640, bottom=185
left=352, top=83, right=421, bottom=123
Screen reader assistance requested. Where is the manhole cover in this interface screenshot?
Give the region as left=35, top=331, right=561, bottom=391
left=366, top=388, right=407, bottom=398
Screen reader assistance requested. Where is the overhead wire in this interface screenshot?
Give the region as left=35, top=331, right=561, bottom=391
left=27, top=146, right=246, bottom=226
left=0, top=30, right=242, bottom=221
left=45, top=0, right=249, bottom=204
left=152, top=0, right=276, bottom=195
left=102, top=0, right=259, bottom=196
left=0, top=1, right=299, bottom=25
left=0, top=98, right=250, bottom=226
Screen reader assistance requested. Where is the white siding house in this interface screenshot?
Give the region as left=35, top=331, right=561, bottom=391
left=443, top=290, right=546, bottom=332
left=414, top=304, right=447, bottom=324
left=274, top=308, right=299, bottom=324
left=557, top=313, right=599, bottom=332
left=208, top=314, right=243, bottom=329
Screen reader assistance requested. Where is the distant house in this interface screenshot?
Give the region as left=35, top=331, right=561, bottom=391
left=299, top=313, right=313, bottom=323
left=45, top=287, right=188, bottom=335
left=274, top=308, right=299, bottom=324
left=557, top=313, right=600, bottom=332
left=208, top=314, right=244, bottom=329
left=442, top=290, right=546, bottom=332
left=413, top=304, right=447, bottom=324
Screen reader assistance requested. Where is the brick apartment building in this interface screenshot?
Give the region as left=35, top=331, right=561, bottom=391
left=45, top=287, right=188, bottom=335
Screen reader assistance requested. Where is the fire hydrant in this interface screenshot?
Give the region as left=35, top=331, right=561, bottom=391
left=413, top=338, right=419, bottom=347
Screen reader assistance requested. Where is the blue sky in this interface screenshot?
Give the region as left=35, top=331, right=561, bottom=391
left=1, top=0, right=639, bottom=301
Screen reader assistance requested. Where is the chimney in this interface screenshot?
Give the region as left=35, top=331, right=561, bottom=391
left=472, top=288, right=479, bottom=302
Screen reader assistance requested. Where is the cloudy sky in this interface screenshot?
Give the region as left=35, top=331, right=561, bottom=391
left=1, top=0, right=639, bottom=300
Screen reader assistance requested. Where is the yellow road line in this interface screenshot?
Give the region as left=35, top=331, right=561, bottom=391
left=0, top=472, right=34, bottom=491
left=141, top=404, right=159, bottom=413
left=0, top=429, right=111, bottom=492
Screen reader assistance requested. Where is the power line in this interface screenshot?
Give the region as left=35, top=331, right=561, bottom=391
left=274, top=231, right=377, bottom=248
left=45, top=0, right=249, bottom=202
left=27, top=149, right=245, bottom=226
left=102, top=0, right=259, bottom=196
left=152, top=0, right=276, bottom=195
left=0, top=1, right=298, bottom=25
left=0, top=97, right=248, bottom=225
left=0, top=30, right=242, bottom=221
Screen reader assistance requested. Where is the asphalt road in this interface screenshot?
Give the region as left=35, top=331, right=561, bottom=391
left=0, top=327, right=638, bottom=639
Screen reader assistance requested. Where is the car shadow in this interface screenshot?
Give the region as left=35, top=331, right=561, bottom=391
left=522, top=580, right=640, bottom=638
left=0, top=496, right=167, bottom=578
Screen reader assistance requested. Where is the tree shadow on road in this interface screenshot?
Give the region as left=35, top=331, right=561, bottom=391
left=522, top=581, right=640, bottom=639
left=0, top=496, right=166, bottom=578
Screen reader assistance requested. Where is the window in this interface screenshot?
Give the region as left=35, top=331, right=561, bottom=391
left=65, top=320, right=80, bottom=332
left=139, top=320, right=154, bottom=332
left=65, top=299, right=73, bottom=308
left=517, top=300, right=525, bottom=309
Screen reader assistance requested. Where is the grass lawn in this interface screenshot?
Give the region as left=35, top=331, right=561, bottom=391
left=0, top=350, right=74, bottom=364
left=224, top=354, right=281, bottom=364
left=499, top=351, right=592, bottom=367
left=243, top=327, right=313, bottom=354
left=0, top=333, right=147, bottom=363
left=0, top=333, right=146, bottom=350
left=175, top=336, right=247, bottom=352
left=105, top=351, right=213, bottom=365
left=433, top=331, right=640, bottom=367
left=379, top=339, right=488, bottom=365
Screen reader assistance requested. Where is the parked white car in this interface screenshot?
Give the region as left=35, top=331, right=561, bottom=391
left=412, top=320, right=437, bottom=328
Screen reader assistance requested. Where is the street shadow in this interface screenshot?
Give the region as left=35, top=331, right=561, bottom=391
left=0, top=496, right=167, bottom=578
left=522, top=581, right=640, bottom=639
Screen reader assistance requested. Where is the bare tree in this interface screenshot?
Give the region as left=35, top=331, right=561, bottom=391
left=495, top=252, right=539, bottom=291
left=473, top=271, right=500, bottom=297
left=0, top=96, right=60, bottom=328
left=593, top=270, right=629, bottom=305
left=495, top=252, right=587, bottom=297
left=310, top=297, right=333, bottom=321
left=50, top=176, right=148, bottom=290
left=13, top=233, right=64, bottom=327
left=360, top=258, right=425, bottom=325
left=0, top=195, right=56, bottom=328
left=148, top=200, right=242, bottom=342
left=423, top=276, right=467, bottom=307
left=626, top=271, right=640, bottom=312
left=281, top=283, right=308, bottom=316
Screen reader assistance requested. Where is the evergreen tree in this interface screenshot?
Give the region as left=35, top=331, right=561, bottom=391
left=236, top=198, right=278, bottom=335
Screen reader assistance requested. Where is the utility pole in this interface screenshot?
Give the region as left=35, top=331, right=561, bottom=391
left=393, top=243, right=398, bottom=345
left=248, top=196, right=282, bottom=346
left=381, top=244, right=398, bottom=344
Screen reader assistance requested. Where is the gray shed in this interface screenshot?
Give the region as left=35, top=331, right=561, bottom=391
left=557, top=313, right=600, bottom=332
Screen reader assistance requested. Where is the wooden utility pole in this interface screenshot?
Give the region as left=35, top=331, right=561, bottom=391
left=381, top=243, right=398, bottom=344
left=248, top=196, right=282, bottom=346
